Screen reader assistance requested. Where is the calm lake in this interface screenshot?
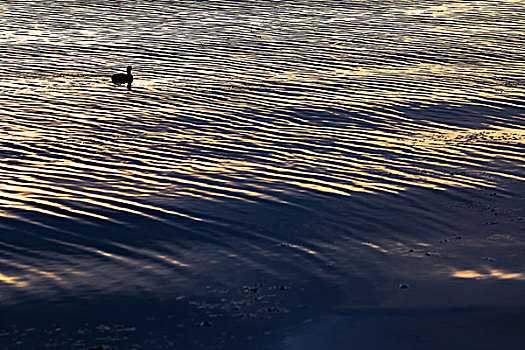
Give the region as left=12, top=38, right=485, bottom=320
left=0, top=1, right=524, bottom=349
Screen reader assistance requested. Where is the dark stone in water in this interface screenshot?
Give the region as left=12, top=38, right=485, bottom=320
left=262, top=307, right=280, bottom=313
left=399, top=283, right=409, bottom=289
left=244, top=286, right=258, bottom=293
left=198, top=321, right=213, bottom=327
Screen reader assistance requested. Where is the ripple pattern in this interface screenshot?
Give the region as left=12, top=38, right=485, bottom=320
left=0, top=0, right=524, bottom=303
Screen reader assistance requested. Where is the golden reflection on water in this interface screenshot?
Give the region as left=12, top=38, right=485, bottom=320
left=155, top=255, right=190, bottom=268
left=0, top=273, right=28, bottom=288
left=361, top=242, right=388, bottom=254
left=0, top=257, right=62, bottom=287
left=452, top=269, right=524, bottom=280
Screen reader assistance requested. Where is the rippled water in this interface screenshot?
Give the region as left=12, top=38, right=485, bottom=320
left=1, top=0, right=524, bottom=348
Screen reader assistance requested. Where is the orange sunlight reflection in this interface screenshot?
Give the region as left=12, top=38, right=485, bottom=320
left=452, top=269, right=524, bottom=280
left=0, top=273, right=28, bottom=288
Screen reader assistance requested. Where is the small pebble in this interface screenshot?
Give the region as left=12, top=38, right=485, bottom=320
left=399, top=284, right=409, bottom=289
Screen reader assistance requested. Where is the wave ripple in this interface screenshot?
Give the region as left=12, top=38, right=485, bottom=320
left=0, top=0, right=523, bottom=303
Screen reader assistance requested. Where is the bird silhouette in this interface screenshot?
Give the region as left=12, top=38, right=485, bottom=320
left=111, top=66, right=133, bottom=90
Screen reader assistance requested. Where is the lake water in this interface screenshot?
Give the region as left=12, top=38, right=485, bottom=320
left=0, top=1, right=524, bottom=349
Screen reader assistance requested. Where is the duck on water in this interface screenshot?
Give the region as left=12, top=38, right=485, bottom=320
left=112, top=66, right=133, bottom=90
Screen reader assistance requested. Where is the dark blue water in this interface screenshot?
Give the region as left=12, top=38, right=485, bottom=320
left=0, top=1, right=524, bottom=348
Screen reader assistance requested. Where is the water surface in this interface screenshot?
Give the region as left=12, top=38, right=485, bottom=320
left=0, top=1, right=524, bottom=348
